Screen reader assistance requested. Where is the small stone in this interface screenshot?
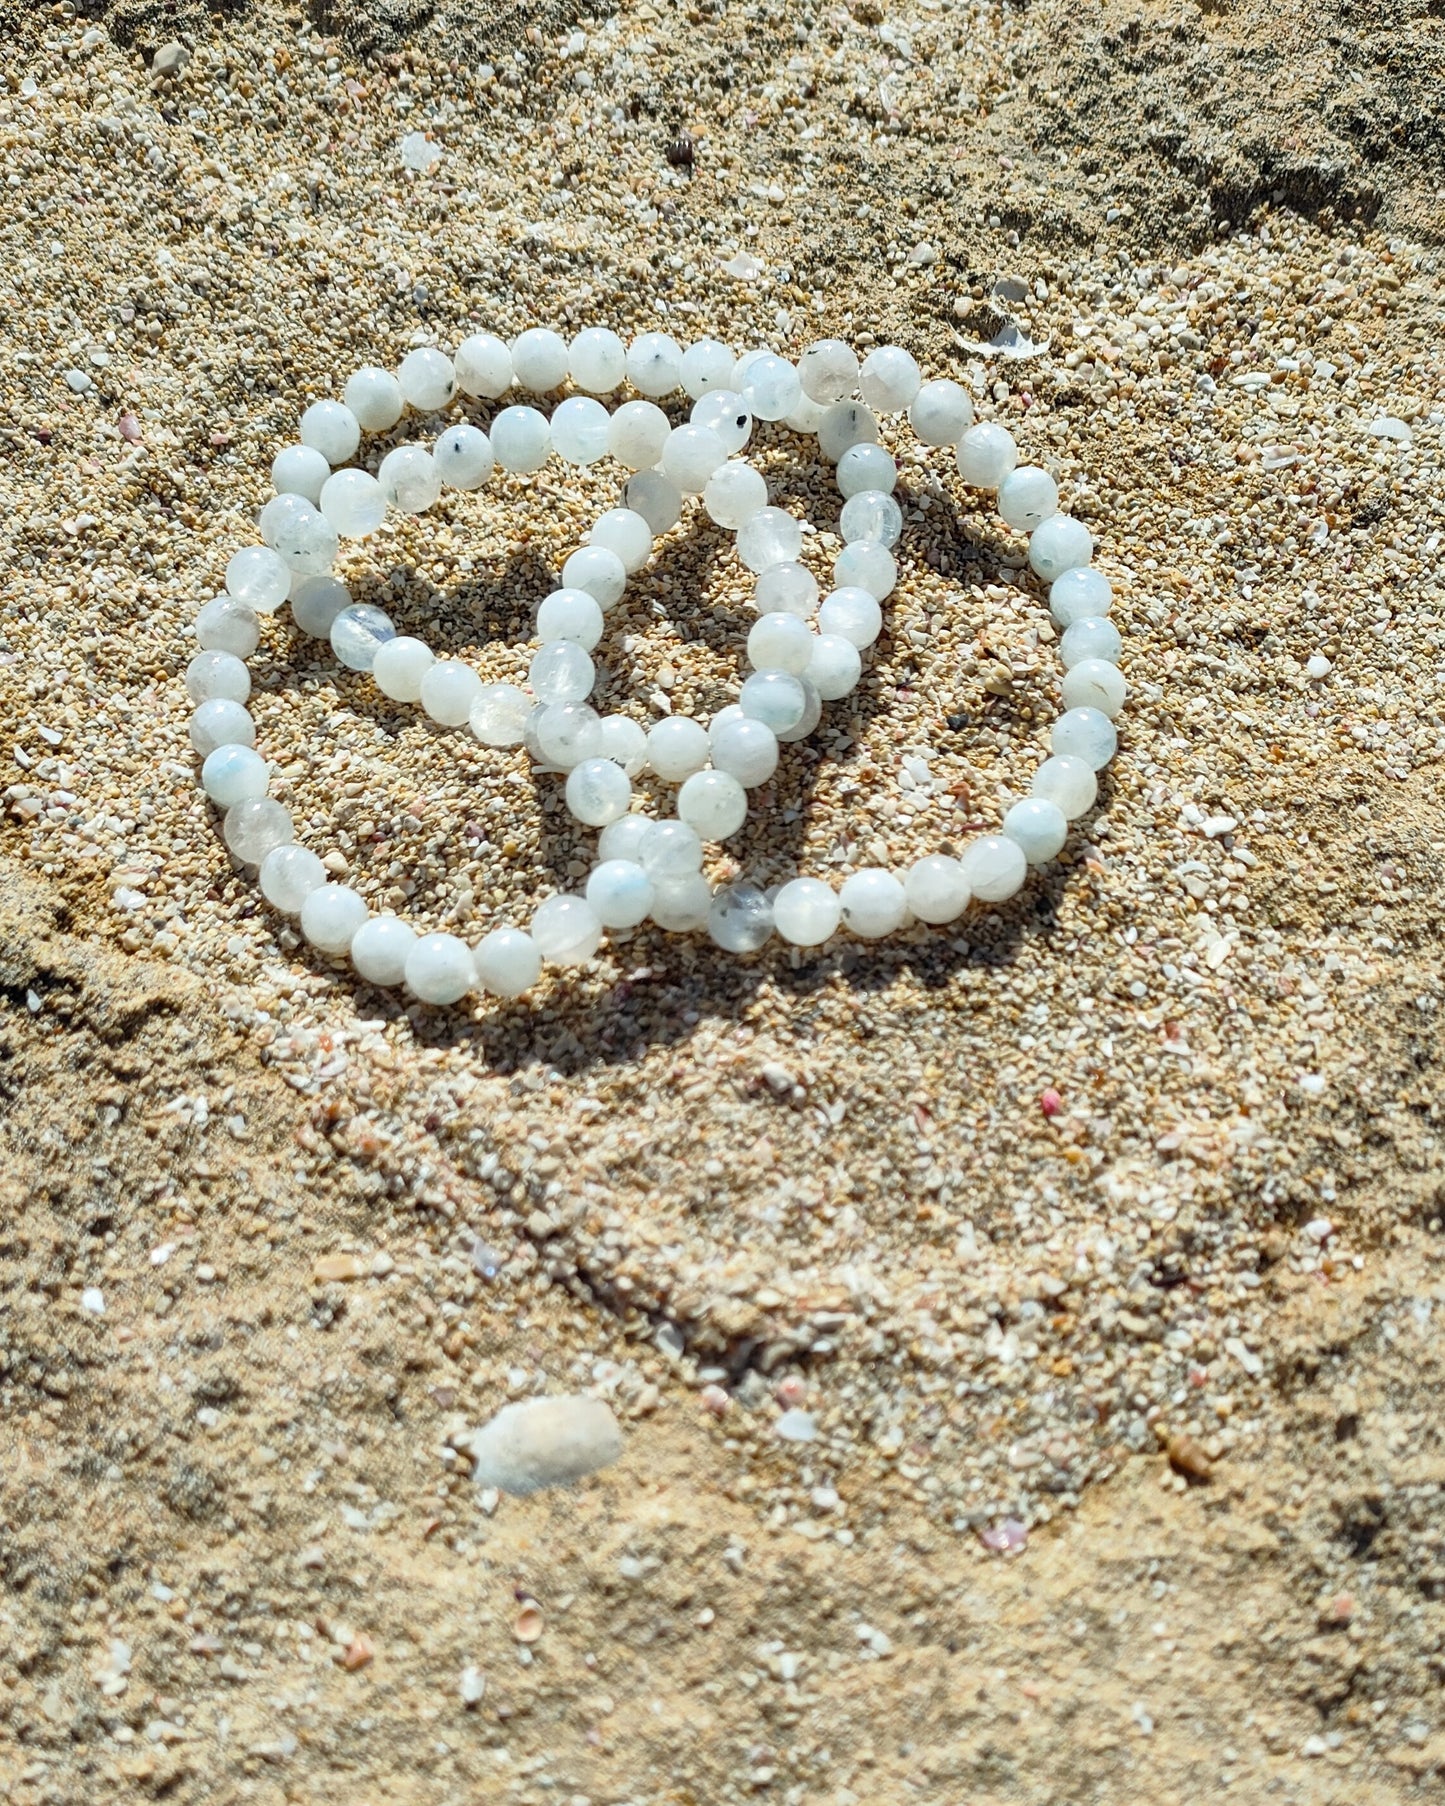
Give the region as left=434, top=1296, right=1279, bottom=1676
left=470, top=1395, right=622, bottom=1495
left=775, top=1407, right=816, bottom=1442
left=313, top=1253, right=366, bottom=1283
left=64, top=368, right=93, bottom=393
left=1164, top=1432, right=1214, bottom=1482
left=459, top=1665, right=486, bottom=1706
left=401, top=131, right=441, bottom=172
left=152, top=41, right=192, bottom=78
left=80, top=1287, right=105, bottom=1315
left=341, top=1634, right=375, bottom=1671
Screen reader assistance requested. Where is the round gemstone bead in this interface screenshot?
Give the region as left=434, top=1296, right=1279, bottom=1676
left=597, top=714, right=648, bottom=775
left=599, top=815, right=654, bottom=865
left=491, top=405, right=551, bottom=474
left=194, top=594, right=260, bottom=657
left=568, top=327, right=627, bottom=394
left=474, top=927, right=542, bottom=998
left=740, top=669, right=808, bottom=736
left=226, top=545, right=291, bottom=613
left=1029, top=514, right=1093, bottom=582
left=271, top=443, right=330, bottom=506
left=650, top=872, right=714, bottom=932
left=1062, top=657, right=1127, bottom=718
left=320, top=469, right=387, bottom=538
left=909, top=379, right=974, bottom=447
left=997, top=465, right=1060, bottom=534
left=433, top=423, right=494, bottom=490
left=704, top=460, right=768, bottom=529
left=806, top=633, right=862, bottom=701
left=832, top=539, right=896, bottom=600
left=905, top=855, right=970, bottom=924
left=509, top=327, right=569, bottom=392
left=817, top=401, right=879, bottom=463
left=955, top=422, right=1018, bottom=490
left=331, top=604, right=396, bottom=672
left=298, top=400, right=359, bottom=466
left=551, top=396, right=611, bottom=466
left=773, top=877, right=841, bottom=946
left=1003, top=797, right=1069, bottom=864
left=779, top=677, right=822, bottom=743
left=622, top=467, right=683, bottom=534
left=755, top=562, right=818, bottom=618
left=378, top=444, right=442, bottom=513
left=608, top=401, right=671, bottom=470
left=818, top=586, right=883, bottom=650
left=747, top=611, right=815, bottom=677
left=186, top=650, right=250, bottom=704
left=798, top=338, right=859, bottom=405
left=537, top=587, right=604, bottom=650
left=1050, top=567, right=1114, bottom=628
left=858, top=345, right=922, bottom=412
left=679, top=338, right=736, bottom=399
left=840, top=489, right=902, bottom=548
left=531, top=894, right=604, bottom=964
left=710, top=715, right=779, bottom=788
left=1060, top=616, right=1122, bottom=669
left=530, top=640, right=594, bottom=705
left=691, top=390, right=754, bottom=454
left=344, top=365, right=405, bottom=431
left=291, top=575, right=350, bottom=638
left=740, top=353, right=801, bottom=421
left=589, top=509, right=652, bottom=573
left=839, top=868, right=907, bottom=938
left=349, top=915, right=417, bottom=987
left=534, top=703, right=604, bottom=770
left=372, top=635, right=435, bottom=703
left=661, top=424, right=726, bottom=494
left=259, top=492, right=314, bottom=550
left=626, top=331, right=684, bottom=397
left=640, top=819, right=704, bottom=878
left=586, top=859, right=655, bottom=929
left=270, top=503, right=339, bottom=577
left=200, top=742, right=268, bottom=806
left=736, top=507, right=803, bottom=574
left=469, top=682, right=532, bottom=747
left=566, top=758, right=632, bottom=827
left=836, top=442, right=897, bottom=499
left=679, top=768, right=747, bottom=840
left=708, top=882, right=773, bottom=952
left=397, top=347, right=456, bottom=412
left=960, top=834, right=1028, bottom=902
left=420, top=659, right=482, bottom=727
left=405, top=932, right=476, bottom=1005
left=1051, top=706, right=1117, bottom=768
left=301, top=883, right=369, bottom=955
left=190, top=698, right=254, bottom=755
left=561, top=545, right=627, bottom=610
left=454, top=333, right=513, bottom=398
left=647, top=716, right=711, bottom=782
left=223, top=798, right=293, bottom=864
left=1031, top=754, right=1098, bottom=818
left=259, top=843, right=327, bottom=914
left=784, top=391, right=828, bottom=433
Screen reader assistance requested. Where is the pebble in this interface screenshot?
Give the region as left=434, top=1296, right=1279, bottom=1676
left=459, top=1665, right=487, bottom=1706
left=470, top=1396, right=623, bottom=1494
left=775, top=1408, right=817, bottom=1443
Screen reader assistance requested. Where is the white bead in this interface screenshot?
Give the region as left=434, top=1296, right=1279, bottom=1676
left=747, top=611, right=814, bottom=675
left=589, top=508, right=652, bottom=573
left=806, top=632, right=862, bottom=701
left=859, top=345, right=922, bottom=412
left=200, top=742, right=267, bottom=806
left=640, top=819, right=704, bottom=877
left=905, top=854, right=970, bottom=924
left=1051, top=706, right=1116, bottom=769
left=740, top=353, right=801, bottom=421
left=420, top=659, right=482, bottom=727
left=840, top=489, right=902, bottom=548
left=470, top=682, right=532, bottom=747
left=799, top=338, right=860, bottom=405
left=491, top=405, right=551, bottom=474
left=740, top=669, right=807, bottom=735
left=997, top=465, right=1060, bottom=534
left=290, top=574, right=350, bottom=638
left=586, top=859, right=654, bottom=928
left=259, top=492, right=314, bottom=550
left=650, top=872, right=713, bottom=932
left=732, top=348, right=771, bottom=390
left=1062, top=657, right=1127, bottom=718
left=537, top=587, right=604, bottom=650
left=691, top=390, right=753, bottom=454
left=1003, top=797, right=1068, bottom=864
left=783, top=391, right=829, bottom=434
left=1060, top=616, right=1122, bottom=668
left=530, top=640, right=594, bottom=705
left=270, top=503, right=339, bottom=577
left=195, top=594, right=260, bottom=658
left=783, top=678, right=822, bottom=742
left=1028, top=513, right=1093, bottom=582
left=704, top=460, right=768, bottom=528
left=708, top=882, right=773, bottom=951
left=434, top=423, right=494, bottom=490
left=661, top=423, right=726, bottom=494
left=818, top=401, right=879, bottom=462
left=608, top=401, right=671, bottom=471
left=955, top=422, right=1018, bottom=489
left=349, top=915, right=417, bottom=986
left=679, top=768, right=747, bottom=839
left=626, top=331, right=683, bottom=397
left=331, top=604, right=396, bottom=672
left=960, top=834, right=1028, bottom=902
left=562, top=545, right=627, bottom=610
left=773, top=877, right=841, bottom=946
left=223, top=798, right=294, bottom=864
left=373, top=635, right=435, bottom=702
left=566, top=757, right=632, bottom=826
left=259, top=843, right=327, bottom=914
left=736, top=507, right=803, bottom=573
left=710, top=715, right=779, bottom=788
left=599, top=815, right=654, bottom=864
left=531, top=894, right=603, bottom=964
left=832, top=539, right=896, bottom=600
left=186, top=650, right=250, bottom=704
left=474, top=927, right=542, bottom=998
left=551, top=396, right=611, bottom=466
left=622, top=467, right=682, bottom=533
left=190, top=698, right=254, bottom=755
left=818, top=585, right=882, bottom=650
left=1049, top=566, right=1113, bottom=627
left=455, top=333, right=513, bottom=398
left=909, top=379, right=974, bottom=447
left=533, top=702, right=603, bottom=769
left=405, top=931, right=476, bottom=1005
left=344, top=365, right=404, bottom=432
left=755, top=562, right=818, bottom=617
left=1032, top=754, right=1098, bottom=819
left=836, top=441, right=897, bottom=499
left=301, top=883, right=369, bottom=955
left=299, top=400, right=360, bottom=465
left=839, top=868, right=907, bottom=938
left=320, top=469, right=387, bottom=537
left=647, top=716, right=711, bottom=782
left=226, top=545, right=290, bottom=613
left=509, top=327, right=569, bottom=392
left=378, top=444, right=443, bottom=513
left=397, top=347, right=456, bottom=411
left=271, top=444, right=330, bottom=505
left=568, top=327, right=627, bottom=393
left=679, top=337, right=736, bottom=399
left=598, top=714, right=648, bottom=775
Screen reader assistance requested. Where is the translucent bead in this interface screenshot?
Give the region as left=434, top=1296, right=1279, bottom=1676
left=839, top=868, right=907, bottom=938
left=186, top=650, right=250, bottom=704
left=818, top=586, right=882, bottom=650
left=817, top=401, right=879, bottom=463
left=378, top=444, right=442, bottom=513
left=732, top=348, right=772, bottom=391
left=780, top=677, right=822, bottom=743
left=1060, top=616, right=1122, bottom=669
left=709, top=704, right=744, bottom=740
left=740, top=353, right=801, bottom=422
left=433, top=423, right=494, bottom=490
left=223, top=797, right=293, bottom=864
left=599, top=815, right=654, bottom=865
left=626, top=331, right=683, bottom=397
left=710, top=715, right=779, bottom=788
left=331, top=604, right=396, bottom=672
left=537, top=587, right=604, bottom=650
left=905, top=854, right=969, bottom=924
left=647, top=716, right=711, bottom=782
left=1028, top=514, right=1093, bottom=582
left=622, top=467, right=682, bottom=534
left=301, top=883, right=369, bottom=955
left=1003, top=797, right=1068, bottom=864
left=474, top=927, right=542, bottom=999
left=747, top=611, right=814, bottom=675
left=200, top=742, right=268, bottom=806
left=190, top=698, right=254, bottom=755
left=405, top=931, right=476, bottom=1005
left=597, top=714, right=648, bottom=775
left=1050, top=567, right=1113, bottom=628
left=661, top=423, right=726, bottom=494
left=344, top=365, right=404, bottom=432
left=349, top=915, right=416, bottom=986
left=373, top=635, right=435, bottom=702
left=259, top=843, right=327, bottom=914
left=586, top=858, right=654, bottom=928
left=840, top=489, right=902, bottom=548
left=534, top=702, right=604, bottom=770
left=708, top=882, right=773, bottom=952
left=1062, top=657, right=1127, bottom=719
left=704, top=460, right=768, bottom=528
left=837, top=442, right=897, bottom=499
left=226, top=545, right=290, bottom=613
left=679, top=337, right=736, bottom=399
left=859, top=344, right=922, bottom=413
left=420, top=659, right=482, bottom=727
left=740, top=670, right=807, bottom=736
left=299, top=400, right=361, bottom=464
left=270, top=503, right=339, bottom=577
left=568, top=327, right=626, bottom=394
left=259, top=492, right=314, bottom=550
left=455, top=333, right=513, bottom=398
left=589, top=509, right=652, bottom=573
left=909, top=379, right=974, bottom=447
left=798, top=338, right=859, bottom=405
left=691, top=389, right=754, bottom=455
left=530, top=640, right=594, bottom=705
left=195, top=594, right=260, bottom=658
left=737, top=507, right=803, bottom=573
left=1051, top=706, right=1116, bottom=769
left=960, top=834, right=1028, bottom=902
left=566, top=757, right=631, bottom=826
left=608, top=400, right=671, bottom=470
left=1032, top=753, right=1098, bottom=819
left=773, top=877, right=841, bottom=946
left=397, top=347, right=456, bottom=412
left=551, top=396, right=611, bottom=466
left=290, top=574, right=350, bottom=638
left=755, top=562, right=818, bottom=618
left=679, top=769, right=747, bottom=840
left=832, top=539, right=896, bottom=600
left=509, top=327, right=569, bottom=392
left=491, top=405, right=551, bottom=474
left=997, top=465, right=1060, bottom=534
left=320, top=469, right=386, bottom=538
left=469, top=682, right=532, bottom=747
left=531, top=894, right=604, bottom=964
left=650, top=872, right=713, bottom=932
left=271, top=443, right=330, bottom=505
left=561, top=545, right=627, bottom=610
left=783, top=391, right=828, bottom=434
left=640, top=818, right=704, bottom=878
left=955, top=422, right=1018, bottom=490
left=806, top=632, right=862, bottom=701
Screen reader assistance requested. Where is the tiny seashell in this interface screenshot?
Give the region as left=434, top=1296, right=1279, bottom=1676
left=512, top=1604, right=544, bottom=1643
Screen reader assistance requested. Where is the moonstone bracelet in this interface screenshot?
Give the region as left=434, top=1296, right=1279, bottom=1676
left=186, top=330, right=1123, bottom=1006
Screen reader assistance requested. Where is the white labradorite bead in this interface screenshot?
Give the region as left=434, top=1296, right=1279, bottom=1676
left=747, top=611, right=814, bottom=675
left=405, top=932, right=476, bottom=1006
left=373, top=635, right=435, bottom=703
left=608, top=400, right=671, bottom=470
left=349, top=915, right=417, bottom=986
left=1032, top=753, right=1098, bottom=818
left=910, top=379, right=974, bottom=447
left=997, top=465, right=1060, bottom=534
left=469, top=682, right=532, bottom=748
left=1052, top=705, right=1117, bottom=768
left=837, top=442, right=898, bottom=499
left=599, top=815, right=654, bottom=865
left=538, top=587, right=604, bottom=650
left=709, top=882, right=773, bottom=952
left=259, top=843, right=327, bottom=914
left=291, top=574, right=350, bottom=638
left=833, top=539, right=897, bottom=600
left=223, top=798, right=293, bottom=864
left=420, top=659, right=483, bottom=727
left=1003, top=797, right=1069, bottom=864
left=680, top=337, right=736, bottom=399
left=378, top=444, right=443, bottom=513
left=779, top=677, right=821, bottom=743
left=550, top=396, right=611, bottom=466
left=397, top=347, right=457, bottom=412
left=260, top=492, right=314, bottom=549
left=530, top=640, right=594, bottom=705
left=905, top=854, right=970, bottom=924
left=562, top=545, right=627, bottom=610
left=955, top=422, right=1018, bottom=490
left=509, top=327, right=569, bottom=392
left=433, top=423, right=494, bottom=490
left=331, top=604, right=396, bottom=672
left=647, top=716, right=711, bottom=782
left=1050, top=567, right=1114, bottom=627
left=568, top=327, right=627, bottom=394
left=491, top=405, right=551, bottom=474
left=455, top=333, right=513, bottom=399
left=859, top=344, right=922, bottom=413
left=732, top=348, right=771, bottom=390
left=186, top=650, right=250, bottom=704
left=799, top=338, right=860, bottom=405
left=1062, top=657, right=1127, bottom=718
left=622, top=467, right=683, bottom=534
left=271, top=504, right=339, bottom=577
left=320, top=469, right=387, bottom=538
left=1029, top=513, right=1093, bottom=582
left=740, top=670, right=807, bottom=735
left=589, top=508, right=652, bottom=573
left=710, top=715, right=779, bottom=788
left=201, top=742, right=268, bottom=806
left=960, top=834, right=1028, bottom=902
left=740, top=353, right=801, bottom=421
left=190, top=698, right=254, bottom=755
left=840, top=868, right=908, bottom=938
left=737, top=507, right=803, bottom=574
left=626, top=331, right=684, bottom=397
left=660, top=424, right=725, bottom=494
left=271, top=443, right=330, bottom=505
left=535, top=702, right=604, bottom=769
left=531, top=894, right=604, bottom=964
left=840, top=489, right=902, bottom=548
left=773, top=877, right=841, bottom=947
left=640, top=818, right=704, bottom=877
left=692, top=389, right=754, bottom=454
left=818, top=586, right=883, bottom=650
left=586, top=859, right=655, bottom=928
left=679, top=768, right=748, bottom=840
left=474, top=927, right=542, bottom=999
left=1060, top=616, right=1122, bottom=668
left=566, top=758, right=632, bottom=827
left=704, top=460, right=768, bottom=529
left=598, top=714, right=648, bottom=775
left=817, top=401, right=879, bottom=462
left=226, top=545, right=291, bottom=613
left=344, top=365, right=404, bottom=432
left=807, top=632, right=863, bottom=701
left=195, top=594, right=260, bottom=657
left=299, top=400, right=361, bottom=465
left=650, top=872, right=714, bottom=932
left=301, top=883, right=369, bottom=956
left=784, top=391, right=828, bottom=433
left=754, top=564, right=816, bottom=619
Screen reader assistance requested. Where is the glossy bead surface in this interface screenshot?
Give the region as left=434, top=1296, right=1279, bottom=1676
left=736, top=507, right=803, bottom=574
left=320, top=469, right=386, bottom=538
left=960, top=834, right=1028, bottom=902
left=469, top=682, right=532, bottom=748
left=344, top=366, right=405, bottom=431
left=565, top=757, right=632, bottom=827
left=710, top=715, right=779, bottom=788
left=537, top=587, right=604, bottom=650
left=561, top=545, right=627, bottom=610
left=905, top=855, right=970, bottom=924
left=190, top=698, right=254, bottom=755
left=195, top=594, right=260, bottom=657
left=708, top=882, right=773, bottom=952
left=299, top=400, right=361, bottom=464
left=836, top=442, right=897, bottom=499
left=491, top=405, right=551, bottom=474
left=349, top=915, right=416, bottom=986
left=1031, top=754, right=1098, bottom=818
left=531, top=894, right=604, bottom=964
left=773, top=877, right=841, bottom=946
left=473, top=928, right=542, bottom=998
left=909, top=379, right=974, bottom=447
left=568, top=327, right=627, bottom=393
left=1029, top=514, right=1093, bottom=582
left=259, top=843, right=327, bottom=914
left=589, top=509, right=652, bottom=573
left=747, top=611, right=814, bottom=676
left=997, top=465, right=1060, bottom=534
left=1050, top=567, right=1114, bottom=628
left=223, top=798, right=293, bottom=864
left=331, top=604, right=396, bottom=673
left=840, top=489, right=902, bottom=548
left=397, top=347, right=456, bottom=412
left=679, top=768, right=747, bottom=839
left=647, top=716, right=711, bottom=782
left=859, top=345, right=922, bottom=412
left=404, top=932, right=476, bottom=1005
left=433, top=423, right=494, bottom=490
left=272, top=443, right=329, bottom=506
left=200, top=742, right=267, bottom=806
left=955, top=422, right=1018, bottom=490
left=372, top=635, right=435, bottom=703
left=378, top=444, right=442, bottom=513
left=806, top=633, right=862, bottom=701
left=1051, top=705, right=1117, bottom=769
left=420, top=659, right=482, bottom=727
left=840, top=868, right=908, bottom=938
left=509, top=327, right=569, bottom=392
left=1003, top=797, right=1069, bottom=864
left=454, top=333, right=513, bottom=398
left=1062, top=657, right=1127, bottom=718
left=586, top=859, right=654, bottom=928
left=301, top=883, right=369, bottom=955
left=551, top=396, right=611, bottom=466
left=1060, top=616, right=1122, bottom=669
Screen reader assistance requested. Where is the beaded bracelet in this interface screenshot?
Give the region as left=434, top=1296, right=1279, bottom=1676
left=185, top=329, right=1123, bottom=1006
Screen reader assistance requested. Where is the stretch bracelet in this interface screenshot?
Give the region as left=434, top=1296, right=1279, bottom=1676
left=184, top=329, right=1124, bottom=1006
